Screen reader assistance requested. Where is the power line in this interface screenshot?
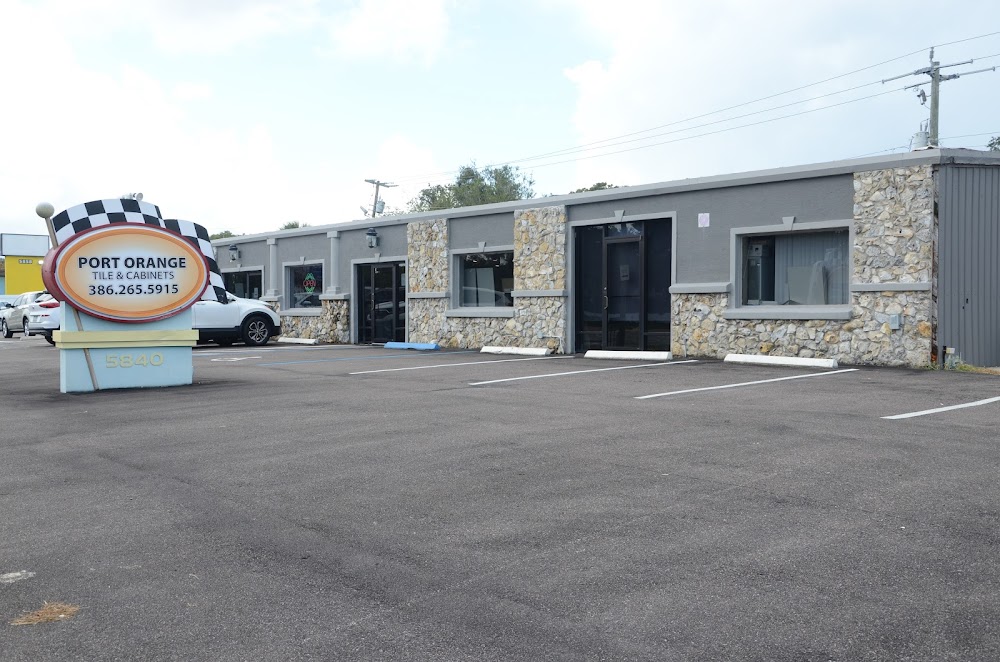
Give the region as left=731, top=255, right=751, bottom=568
left=850, top=131, right=1000, bottom=158
left=408, top=122, right=1000, bottom=212
left=498, top=88, right=908, bottom=172
left=363, top=179, right=397, bottom=218
left=486, top=80, right=885, bottom=167
left=519, top=49, right=999, bottom=168
left=387, top=30, right=1000, bottom=187
left=409, top=86, right=913, bottom=204
left=881, top=47, right=997, bottom=146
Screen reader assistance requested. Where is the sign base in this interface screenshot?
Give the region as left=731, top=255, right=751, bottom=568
left=56, top=305, right=198, bottom=393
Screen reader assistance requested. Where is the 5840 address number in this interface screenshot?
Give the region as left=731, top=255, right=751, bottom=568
left=105, top=353, right=165, bottom=368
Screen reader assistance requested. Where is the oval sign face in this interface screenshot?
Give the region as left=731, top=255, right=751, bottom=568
left=44, top=224, right=209, bottom=323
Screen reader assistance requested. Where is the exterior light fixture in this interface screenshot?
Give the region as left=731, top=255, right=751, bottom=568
left=228, top=244, right=240, bottom=262
left=366, top=227, right=379, bottom=249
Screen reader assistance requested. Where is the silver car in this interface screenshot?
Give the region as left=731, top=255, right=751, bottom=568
left=26, top=294, right=62, bottom=345
left=1, top=291, right=46, bottom=338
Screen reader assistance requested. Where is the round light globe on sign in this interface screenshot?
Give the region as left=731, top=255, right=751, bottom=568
left=36, top=202, right=55, bottom=219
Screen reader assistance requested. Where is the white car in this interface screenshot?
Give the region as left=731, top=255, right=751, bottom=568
left=24, top=293, right=281, bottom=347
left=26, top=294, right=62, bottom=345
left=1, top=290, right=46, bottom=338
left=191, top=293, right=282, bottom=346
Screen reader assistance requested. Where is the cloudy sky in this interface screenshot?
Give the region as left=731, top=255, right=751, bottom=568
left=1, top=0, right=997, bottom=238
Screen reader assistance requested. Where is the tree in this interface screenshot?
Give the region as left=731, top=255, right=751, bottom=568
left=571, top=182, right=619, bottom=193
left=279, top=221, right=309, bottom=230
left=210, top=230, right=237, bottom=240
left=408, top=162, right=534, bottom=212
left=988, top=136, right=999, bottom=151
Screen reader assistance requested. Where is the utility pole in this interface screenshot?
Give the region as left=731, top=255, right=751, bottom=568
left=364, top=179, right=397, bottom=218
left=883, top=48, right=996, bottom=147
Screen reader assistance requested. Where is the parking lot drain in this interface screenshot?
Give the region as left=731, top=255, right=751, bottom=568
left=10, top=602, right=80, bottom=626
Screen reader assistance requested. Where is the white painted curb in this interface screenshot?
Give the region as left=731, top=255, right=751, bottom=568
left=584, top=350, right=672, bottom=361
left=724, top=353, right=838, bottom=369
left=481, top=346, right=552, bottom=356
left=277, top=337, right=320, bottom=345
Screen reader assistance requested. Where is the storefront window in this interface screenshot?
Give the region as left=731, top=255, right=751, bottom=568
left=223, top=271, right=262, bottom=299
left=742, top=230, right=848, bottom=306
left=459, top=252, right=514, bottom=307
left=287, top=264, right=323, bottom=308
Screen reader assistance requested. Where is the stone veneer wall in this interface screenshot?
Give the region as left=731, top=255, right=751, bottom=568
left=407, top=219, right=449, bottom=293
left=273, top=299, right=350, bottom=343
left=671, top=165, right=935, bottom=367
left=511, top=207, right=568, bottom=352
left=407, top=208, right=569, bottom=352
left=407, top=218, right=450, bottom=346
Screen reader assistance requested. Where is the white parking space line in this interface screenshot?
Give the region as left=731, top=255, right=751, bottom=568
left=469, top=360, right=697, bottom=386
left=882, top=395, right=1000, bottom=420
left=636, top=368, right=859, bottom=400
left=350, top=355, right=573, bottom=375
left=194, top=345, right=365, bottom=357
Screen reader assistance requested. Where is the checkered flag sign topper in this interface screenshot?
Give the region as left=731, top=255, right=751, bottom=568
left=51, top=199, right=227, bottom=303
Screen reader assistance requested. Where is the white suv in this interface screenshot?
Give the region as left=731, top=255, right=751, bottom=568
left=192, top=293, right=282, bottom=346
left=30, top=293, right=282, bottom=347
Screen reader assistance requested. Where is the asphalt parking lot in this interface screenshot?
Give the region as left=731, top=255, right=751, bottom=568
left=2, top=336, right=999, bottom=661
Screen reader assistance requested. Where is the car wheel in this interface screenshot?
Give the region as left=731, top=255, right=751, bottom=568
left=241, top=315, right=272, bottom=346
left=23, top=318, right=29, bottom=335
left=44, top=333, right=56, bottom=346
left=1, top=320, right=11, bottom=338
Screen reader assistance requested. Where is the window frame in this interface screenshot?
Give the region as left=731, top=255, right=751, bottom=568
left=220, top=265, right=265, bottom=300
left=447, top=246, right=515, bottom=318
left=283, top=260, right=326, bottom=313
left=726, top=219, right=854, bottom=321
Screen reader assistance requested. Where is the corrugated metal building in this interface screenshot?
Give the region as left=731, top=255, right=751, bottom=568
left=938, top=159, right=1000, bottom=366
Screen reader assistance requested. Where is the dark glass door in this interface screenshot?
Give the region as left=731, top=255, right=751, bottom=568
left=604, top=239, right=643, bottom=350
left=358, top=263, right=406, bottom=344
left=575, top=226, right=604, bottom=351
left=575, top=220, right=672, bottom=352
left=373, top=265, right=395, bottom=343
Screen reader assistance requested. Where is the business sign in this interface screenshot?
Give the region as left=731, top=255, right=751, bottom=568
left=42, top=224, right=208, bottom=322
left=0, top=233, right=50, bottom=257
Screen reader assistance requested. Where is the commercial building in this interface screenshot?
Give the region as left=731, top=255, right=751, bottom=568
left=215, top=149, right=1000, bottom=367
left=0, top=234, right=50, bottom=294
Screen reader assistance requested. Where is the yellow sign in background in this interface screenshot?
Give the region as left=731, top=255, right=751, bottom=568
left=4, top=256, right=45, bottom=293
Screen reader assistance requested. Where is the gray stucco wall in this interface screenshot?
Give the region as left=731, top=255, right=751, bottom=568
left=449, top=212, right=515, bottom=249
left=338, top=224, right=408, bottom=288
left=275, top=235, right=327, bottom=264
left=938, top=164, right=1000, bottom=366
left=567, top=175, right=854, bottom=283
left=220, top=240, right=268, bottom=275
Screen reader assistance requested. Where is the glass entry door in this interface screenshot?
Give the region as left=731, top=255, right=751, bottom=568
left=604, top=239, right=643, bottom=350
left=358, top=263, right=406, bottom=344
left=574, top=220, right=672, bottom=352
